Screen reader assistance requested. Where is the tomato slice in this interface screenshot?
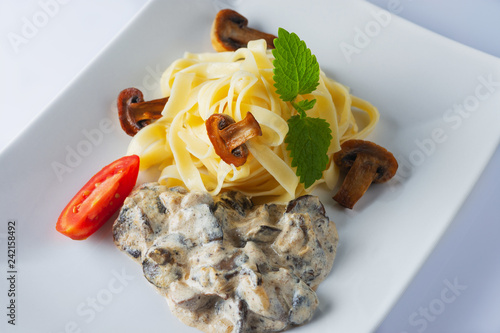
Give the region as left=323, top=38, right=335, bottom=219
left=56, top=155, right=140, bottom=240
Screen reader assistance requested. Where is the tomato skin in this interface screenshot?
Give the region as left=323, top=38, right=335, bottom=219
left=56, top=155, right=140, bottom=240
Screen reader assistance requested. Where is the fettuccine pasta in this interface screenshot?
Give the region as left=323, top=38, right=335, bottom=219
left=127, top=39, right=379, bottom=203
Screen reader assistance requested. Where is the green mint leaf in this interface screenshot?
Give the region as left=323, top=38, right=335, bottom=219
left=292, top=99, right=317, bottom=118
left=272, top=28, right=320, bottom=102
left=285, top=115, right=332, bottom=188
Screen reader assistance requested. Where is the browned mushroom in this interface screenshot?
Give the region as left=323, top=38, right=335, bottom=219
left=211, top=9, right=277, bottom=52
left=206, top=112, right=262, bottom=167
left=333, top=139, right=398, bottom=209
left=117, top=87, right=169, bottom=136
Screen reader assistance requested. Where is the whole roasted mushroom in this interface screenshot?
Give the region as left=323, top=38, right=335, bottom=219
left=205, top=112, right=262, bottom=167
left=117, top=87, right=168, bottom=136
left=211, top=9, right=277, bottom=52
left=333, top=139, right=398, bottom=209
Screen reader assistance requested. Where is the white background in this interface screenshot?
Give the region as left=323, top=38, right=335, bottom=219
left=1, top=0, right=499, bottom=332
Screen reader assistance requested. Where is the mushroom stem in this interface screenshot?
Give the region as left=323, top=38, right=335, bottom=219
left=220, top=112, right=262, bottom=152
left=128, top=97, right=168, bottom=123
left=333, top=155, right=379, bottom=209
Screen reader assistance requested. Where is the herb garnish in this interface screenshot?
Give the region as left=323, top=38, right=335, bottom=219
left=272, top=28, right=332, bottom=188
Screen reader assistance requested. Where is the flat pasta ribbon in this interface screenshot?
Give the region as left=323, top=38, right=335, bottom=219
left=127, top=40, right=379, bottom=203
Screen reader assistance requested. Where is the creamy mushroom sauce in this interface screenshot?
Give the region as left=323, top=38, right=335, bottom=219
left=113, top=182, right=338, bottom=332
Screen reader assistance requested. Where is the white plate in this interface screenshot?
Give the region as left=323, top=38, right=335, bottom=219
left=1, top=0, right=500, bottom=332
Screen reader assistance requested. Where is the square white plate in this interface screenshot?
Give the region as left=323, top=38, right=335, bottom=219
left=1, top=0, right=500, bottom=332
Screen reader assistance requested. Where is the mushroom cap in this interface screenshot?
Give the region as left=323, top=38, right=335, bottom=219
left=334, top=139, right=398, bottom=183
left=211, top=9, right=276, bottom=52
left=117, top=87, right=144, bottom=136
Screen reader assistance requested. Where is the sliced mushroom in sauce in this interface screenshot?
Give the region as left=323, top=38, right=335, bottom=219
left=113, top=183, right=338, bottom=333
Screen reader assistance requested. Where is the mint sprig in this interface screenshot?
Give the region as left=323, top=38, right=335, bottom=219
left=272, top=28, right=332, bottom=189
